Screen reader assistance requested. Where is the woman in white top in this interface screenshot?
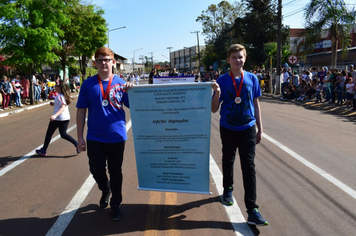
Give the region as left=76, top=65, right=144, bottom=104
left=36, top=80, right=79, bottom=156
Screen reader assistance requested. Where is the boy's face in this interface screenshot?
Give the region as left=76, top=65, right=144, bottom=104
left=95, top=54, right=115, bottom=75
left=227, top=50, right=246, bottom=71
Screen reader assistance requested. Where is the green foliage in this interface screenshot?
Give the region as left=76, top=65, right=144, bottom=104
left=264, top=42, right=293, bottom=69
left=0, top=0, right=72, bottom=103
left=0, top=0, right=70, bottom=69
left=196, top=0, right=290, bottom=71
left=302, top=0, right=356, bottom=67
left=73, top=4, right=107, bottom=78
left=233, top=0, right=290, bottom=69
left=196, top=1, right=245, bottom=44
left=54, top=1, right=107, bottom=79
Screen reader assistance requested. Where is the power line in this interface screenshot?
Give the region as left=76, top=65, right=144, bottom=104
left=284, top=7, right=305, bottom=18
left=283, top=0, right=299, bottom=7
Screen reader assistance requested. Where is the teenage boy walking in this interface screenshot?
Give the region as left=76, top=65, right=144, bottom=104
left=211, top=44, right=268, bottom=226
left=76, top=47, right=132, bottom=221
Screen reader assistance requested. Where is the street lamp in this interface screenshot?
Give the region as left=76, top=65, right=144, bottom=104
left=133, top=48, right=143, bottom=73
left=107, top=26, right=126, bottom=49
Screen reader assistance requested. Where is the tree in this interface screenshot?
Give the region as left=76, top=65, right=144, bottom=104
left=196, top=1, right=245, bottom=71
left=303, top=0, right=356, bottom=67
left=196, top=1, right=245, bottom=44
left=0, top=0, right=71, bottom=104
left=230, top=0, right=290, bottom=70
left=0, top=56, right=11, bottom=76
left=264, top=42, right=293, bottom=69
left=53, top=2, right=107, bottom=81
left=72, top=4, right=107, bottom=79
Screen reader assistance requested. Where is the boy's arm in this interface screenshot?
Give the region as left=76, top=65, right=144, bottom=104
left=211, top=81, right=221, bottom=113
left=254, top=97, right=263, bottom=144
left=76, top=108, right=87, bottom=151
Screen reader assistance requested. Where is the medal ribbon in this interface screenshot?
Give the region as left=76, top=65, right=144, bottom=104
left=229, top=70, right=244, bottom=98
left=97, top=74, right=114, bottom=102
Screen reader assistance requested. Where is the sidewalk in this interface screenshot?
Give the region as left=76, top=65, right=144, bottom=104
left=263, top=92, right=356, bottom=118
left=0, top=91, right=79, bottom=118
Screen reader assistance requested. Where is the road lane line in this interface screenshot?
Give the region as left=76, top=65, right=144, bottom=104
left=263, top=133, right=356, bottom=200
left=45, top=175, right=96, bottom=236
left=164, top=192, right=178, bottom=236
left=0, top=124, right=77, bottom=177
left=45, top=120, right=132, bottom=236
left=209, top=154, right=254, bottom=236
left=144, top=191, right=161, bottom=236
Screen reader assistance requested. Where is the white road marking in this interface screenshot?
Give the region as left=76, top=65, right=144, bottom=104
left=263, top=133, right=356, bottom=200
left=45, top=120, right=132, bottom=236
left=0, top=124, right=77, bottom=177
left=209, top=154, right=254, bottom=236
left=3, top=117, right=354, bottom=235
left=45, top=175, right=96, bottom=236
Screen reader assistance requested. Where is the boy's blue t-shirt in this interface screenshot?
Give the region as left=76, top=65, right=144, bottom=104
left=76, top=74, right=129, bottom=143
left=216, top=71, right=261, bottom=131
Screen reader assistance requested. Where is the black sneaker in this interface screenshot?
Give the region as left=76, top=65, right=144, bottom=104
left=222, top=187, right=234, bottom=205
left=247, top=208, right=268, bottom=226
left=35, top=148, right=47, bottom=157
left=99, top=190, right=111, bottom=208
left=111, top=206, right=123, bottom=221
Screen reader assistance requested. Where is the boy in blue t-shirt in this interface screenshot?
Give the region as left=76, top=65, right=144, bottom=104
left=76, top=47, right=132, bottom=221
left=211, top=44, right=268, bottom=226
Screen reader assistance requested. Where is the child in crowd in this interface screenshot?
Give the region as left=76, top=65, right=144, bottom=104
left=345, top=76, right=354, bottom=109
left=323, top=71, right=332, bottom=103
left=36, top=80, right=79, bottom=156
left=315, top=79, right=323, bottom=103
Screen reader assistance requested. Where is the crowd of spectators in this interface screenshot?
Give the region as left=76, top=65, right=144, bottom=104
left=279, top=65, right=356, bottom=111
left=0, top=72, right=81, bottom=110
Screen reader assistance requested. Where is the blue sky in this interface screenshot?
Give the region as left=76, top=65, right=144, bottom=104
left=89, top=0, right=355, bottom=63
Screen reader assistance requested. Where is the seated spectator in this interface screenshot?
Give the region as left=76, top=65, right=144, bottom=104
left=305, top=80, right=316, bottom=102
left=280, top=84, right=296, bottom=101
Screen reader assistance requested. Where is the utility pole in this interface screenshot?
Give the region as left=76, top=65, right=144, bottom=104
left=148, top=52, right=154, bottom=69
left=275, top=0, right=282, bottom=95
left=191, top=31, right=201, bottom=73
left=167, top=47, right=173, bottom=70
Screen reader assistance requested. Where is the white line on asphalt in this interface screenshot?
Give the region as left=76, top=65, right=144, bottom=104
left=0, top=124, right=78, bottom=177
left=45, top=120, right=132, bottom=236
left=209, top=154, right=254, bottom=236
left=263, top=133, right=356, bottom=200
left=45, top=175, right=96, bottom=236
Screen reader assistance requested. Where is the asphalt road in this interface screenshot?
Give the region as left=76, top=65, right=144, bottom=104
left=0, top=83, right=355, bottom=236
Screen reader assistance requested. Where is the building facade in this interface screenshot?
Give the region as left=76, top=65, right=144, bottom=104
left=170, top=45, right=205, bottom=73
left=293, top=26, right=356, bottom=69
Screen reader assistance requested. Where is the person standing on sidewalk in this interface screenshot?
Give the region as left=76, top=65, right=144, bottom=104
left=76, top=47, right=133, bottom=221
left=36, top=80, right=79, bottom=157
left=20, top=74, right=30, bottom=105
left=0, top=75, right=13, bottom=110
left=11, top=75, right=23, bottom=107
left=211, top=44, right=268, bottom=226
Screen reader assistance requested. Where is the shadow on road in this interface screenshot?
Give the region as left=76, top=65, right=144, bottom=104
left=0, top=196, right=262, bottom=236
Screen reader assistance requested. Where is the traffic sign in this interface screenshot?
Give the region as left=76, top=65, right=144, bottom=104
left=288, top=54, right=298, bottom=65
